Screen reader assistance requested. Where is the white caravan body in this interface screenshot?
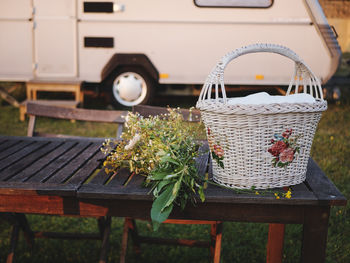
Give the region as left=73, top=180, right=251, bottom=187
left=0, top=0, right=341, bottom=105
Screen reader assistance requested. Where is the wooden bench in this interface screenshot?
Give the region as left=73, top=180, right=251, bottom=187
left=19, top=80, right=83, bottom=121
left=26, top=102, right=127, bottom=139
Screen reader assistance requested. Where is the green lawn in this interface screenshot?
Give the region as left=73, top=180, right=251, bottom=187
left=0, top=85, right=349, bottom=262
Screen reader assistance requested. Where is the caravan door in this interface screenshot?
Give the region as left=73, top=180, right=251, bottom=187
left=33, top=0, right=77, bottom=78
left=0, top=0, right=33, bottom=81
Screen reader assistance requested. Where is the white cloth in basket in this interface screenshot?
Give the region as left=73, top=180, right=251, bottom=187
left=227, top=92, right=316, bottom=105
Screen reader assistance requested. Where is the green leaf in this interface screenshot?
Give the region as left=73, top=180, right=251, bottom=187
left=161, top=155, right=180, bottom=165
left=156, top=180, right=173, bottom=193
left=169, top=180, right=181, bottom=203
left=149, top=170, right=170, bottom=180
left=156, top=149, right=166, bottom=157
left=212, top=151, right=224, bottom=169
left=198, top=186, right=205, bottom=202
left=151, top=202, right=173, bottom=231
left=171, top=144, right=180, bottom=150
left=164, top=173, right=180, bottom=180
left=152, top=184, right=174, bottom=213
left=151, top=205, right=173, bottom=231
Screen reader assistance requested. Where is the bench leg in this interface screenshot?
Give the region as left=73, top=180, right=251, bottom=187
left=99, top=216, right=111, bottom=263
left=19, top=104, right=26, bottom=122
left=266, top=223, right=285, bottom=263
left=120, top=218, right=142, bottom=263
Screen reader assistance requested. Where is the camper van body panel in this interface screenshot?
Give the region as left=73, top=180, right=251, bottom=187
left=33, top=0, right=78, bottom=78
left=0, top=0, right=33, bottom=81
left=0, top=0, right=341, bottom=87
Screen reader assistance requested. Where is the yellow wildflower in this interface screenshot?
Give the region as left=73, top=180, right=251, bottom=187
left=285, top=190, right=292, bottom=199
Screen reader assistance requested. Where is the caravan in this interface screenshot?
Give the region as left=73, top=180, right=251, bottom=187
left=0, top=0, right=341, bottom=106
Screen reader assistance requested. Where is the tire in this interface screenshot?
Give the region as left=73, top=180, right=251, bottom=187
left=108, top=67, right=154, bottom=107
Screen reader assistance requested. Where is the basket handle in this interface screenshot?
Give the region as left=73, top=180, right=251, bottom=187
left=198, top=43, right=324, bottom=104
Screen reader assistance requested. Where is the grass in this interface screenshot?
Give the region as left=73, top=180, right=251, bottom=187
left=0, top=83, right=349, bottom=262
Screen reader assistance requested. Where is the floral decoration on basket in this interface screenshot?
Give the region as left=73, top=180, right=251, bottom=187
left=207, top=127, right=224, bottom=169
left=268, top=129, right=300, bottom=168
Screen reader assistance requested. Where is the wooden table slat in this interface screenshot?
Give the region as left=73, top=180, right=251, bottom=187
left=306, top=159, right=347, bottom=206
left=0, top=141, right=63, bottom=181
left=0, top=137, right=8, bottom=144
left=106, top=168, right=137, bottom=187
left=0, top=140, right=34, bottom=160
left=65, top=149, right=106, bottom=186
left=78, top=167, right=149, bottom=199
left=0, top=139, right=21, bottom=153
left=83, top=168, right=110, bottom=186
left=46, top=142, right=102, bottom=184
left=0, top=141, right=48, bottom=171
left=6, top=141, right=76, bottom=183
left=289, top=182, right=317, bottom=200
left=26, top=141, right=91, bottom=183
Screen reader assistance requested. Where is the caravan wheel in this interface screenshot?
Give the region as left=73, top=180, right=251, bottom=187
left=110, top=68, right=154, bottom=107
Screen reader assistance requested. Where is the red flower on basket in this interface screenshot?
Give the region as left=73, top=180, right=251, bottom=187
left=207, top=127, right=224, bottom=169
left=214, top=145, right=224, bottom=158
left=268, top=129, right=300, bottom=168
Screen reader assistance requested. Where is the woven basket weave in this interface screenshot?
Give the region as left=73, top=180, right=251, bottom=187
left=196, top=43, right=327, bottom=189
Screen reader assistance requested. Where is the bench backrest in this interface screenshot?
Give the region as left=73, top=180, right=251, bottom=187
left=26, top=102, right=127, bottom=138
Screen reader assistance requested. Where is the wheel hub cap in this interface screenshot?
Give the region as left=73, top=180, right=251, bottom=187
left=112, top=72, right=147, bottom=106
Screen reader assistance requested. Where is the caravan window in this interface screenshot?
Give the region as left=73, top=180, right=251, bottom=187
left=194, top=0, right=273, bottom=8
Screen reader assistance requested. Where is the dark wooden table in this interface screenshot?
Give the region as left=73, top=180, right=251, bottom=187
left=0, top=136, right=347, bottom=263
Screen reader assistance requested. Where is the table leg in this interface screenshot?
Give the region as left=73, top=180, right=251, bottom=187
left=6, top=223, right=20, bottom=263
left=301, top=206, right=330, bottom=263
left=266, top=223, right=285, bottom=263
left=15, top=213, right=34, bottom=248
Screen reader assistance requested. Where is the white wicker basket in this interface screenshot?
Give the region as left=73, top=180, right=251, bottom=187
left=196, top=43, right=327, bottom=189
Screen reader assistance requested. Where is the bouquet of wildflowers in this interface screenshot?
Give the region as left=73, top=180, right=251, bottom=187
left=101, top=108, right=205, bottom=230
